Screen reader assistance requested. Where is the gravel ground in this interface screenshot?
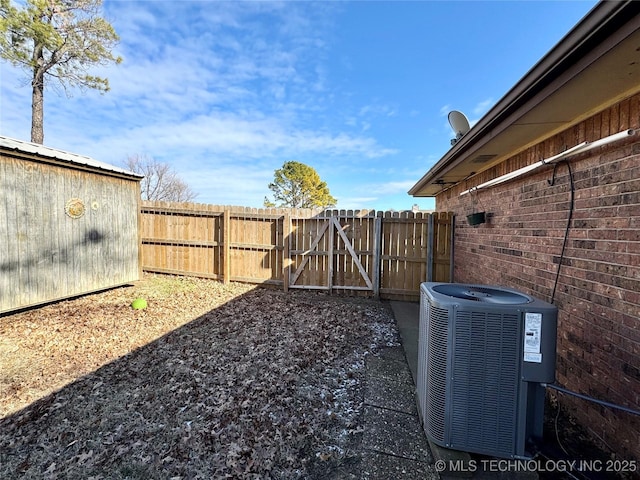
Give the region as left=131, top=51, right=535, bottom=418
left=0, top=274, right=400, bottom=479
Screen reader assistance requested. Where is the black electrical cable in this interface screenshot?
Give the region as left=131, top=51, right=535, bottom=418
left=542, top=155, right=639, bottom=478
left=548, top=160, right=574, bottom=304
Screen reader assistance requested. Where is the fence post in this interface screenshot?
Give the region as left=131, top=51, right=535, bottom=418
left=372, top=214, right=382, bottom=299
left=283, top=212, right=290, bottom=292
left=223, top=208, right=230, bottom=284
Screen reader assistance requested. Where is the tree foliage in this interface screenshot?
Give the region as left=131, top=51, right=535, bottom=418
left=0, top=0, right=122, bottom=143
left=125, top=154, right=198, bottom=203
left=264, top=161, right=337, bottom=209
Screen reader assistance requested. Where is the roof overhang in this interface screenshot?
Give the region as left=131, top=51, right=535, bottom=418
left=410, top=1, right=640, bottom=197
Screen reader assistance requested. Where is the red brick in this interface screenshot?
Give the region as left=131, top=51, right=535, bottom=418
left=437, top=93, right=640, bottom=460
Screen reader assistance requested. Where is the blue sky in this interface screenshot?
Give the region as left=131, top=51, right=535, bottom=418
left=1, top=0, right=598, bottom=211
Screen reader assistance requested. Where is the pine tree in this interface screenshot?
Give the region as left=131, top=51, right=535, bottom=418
left=265, top=161, right=337, bottom=208
left=0, top=0, right=122, bottom=143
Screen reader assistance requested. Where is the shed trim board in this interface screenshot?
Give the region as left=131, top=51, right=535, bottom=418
left=0, top=136, right=142, bottom=180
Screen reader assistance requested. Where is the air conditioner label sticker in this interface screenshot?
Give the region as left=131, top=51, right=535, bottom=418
left=524, top=313, right=542, bottom=363
left=524, top=352, right=542, bottom=363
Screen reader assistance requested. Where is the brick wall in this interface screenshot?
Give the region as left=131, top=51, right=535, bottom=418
left=435, top=93, right=640, bottom=460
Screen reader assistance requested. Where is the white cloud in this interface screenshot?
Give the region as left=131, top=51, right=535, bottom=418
left=181, top=164, right=274, bottom=207
left=473, top=98, right=494, bottom=117
left=0, top=0, right=400, bottom=209
left=359, top=180, right=416, bottom=196
left=335, top=196, right=379, bottom=210
left=359, top=103, right=397, bottom=118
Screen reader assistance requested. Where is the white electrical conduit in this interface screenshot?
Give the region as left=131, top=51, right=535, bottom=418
left=460, top=129, right=636, bottom=196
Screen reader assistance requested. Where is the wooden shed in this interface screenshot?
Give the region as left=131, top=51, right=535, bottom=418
left=0, top=136, right=143, bottom=314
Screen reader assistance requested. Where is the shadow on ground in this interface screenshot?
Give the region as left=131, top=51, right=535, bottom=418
left=0, top=288, right=399, bottom=479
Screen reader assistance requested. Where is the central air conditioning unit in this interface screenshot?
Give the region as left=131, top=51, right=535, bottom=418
left=417, top=282, right=557, bottom=459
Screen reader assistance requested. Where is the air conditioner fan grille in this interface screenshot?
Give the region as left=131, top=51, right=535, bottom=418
left=432, top=284, right=531, bottom=304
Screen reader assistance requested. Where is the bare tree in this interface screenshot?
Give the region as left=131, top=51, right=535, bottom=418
left=125, top=154, right=198, bottom=202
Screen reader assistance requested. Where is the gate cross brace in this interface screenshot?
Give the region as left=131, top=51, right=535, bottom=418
left=331, top=217, right=373, bottom=289
left=288, top=217, right=373, bottom=290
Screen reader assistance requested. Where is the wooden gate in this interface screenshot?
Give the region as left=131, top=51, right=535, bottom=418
left=288, top=213, right=379, bottom=294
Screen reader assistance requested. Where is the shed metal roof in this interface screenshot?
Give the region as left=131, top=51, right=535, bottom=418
left=410, top=0, right=640, bottom=197
left=0, top=135, right=143, bottom=179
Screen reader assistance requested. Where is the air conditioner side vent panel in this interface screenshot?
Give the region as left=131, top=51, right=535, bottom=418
left=425, top=303, right=449, bottom=443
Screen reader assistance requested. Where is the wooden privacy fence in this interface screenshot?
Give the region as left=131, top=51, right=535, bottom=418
left=140, top=201, right=453, bottom=301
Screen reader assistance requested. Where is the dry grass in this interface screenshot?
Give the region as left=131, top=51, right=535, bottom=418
left=0, top=273, right=399, bottom=479
left=0, top=274, right=253, bottom=417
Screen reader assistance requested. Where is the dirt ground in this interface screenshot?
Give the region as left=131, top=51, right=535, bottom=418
left=0, top=274, right=399, bottom=479
left=1, top=274, right=635, bottom=480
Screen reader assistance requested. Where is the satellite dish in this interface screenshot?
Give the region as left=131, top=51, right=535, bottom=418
left=448, top=110, right=470, bottom=145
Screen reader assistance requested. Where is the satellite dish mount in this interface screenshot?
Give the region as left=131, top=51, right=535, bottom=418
left=448, top=110, right=470, bottom=146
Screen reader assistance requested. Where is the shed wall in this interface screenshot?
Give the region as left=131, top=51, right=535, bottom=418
left=435, top=93, right=640, bottom=460
left=1, top=154, right=140, bottom=313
